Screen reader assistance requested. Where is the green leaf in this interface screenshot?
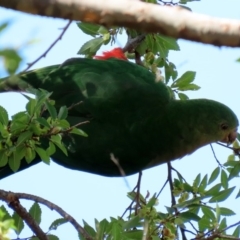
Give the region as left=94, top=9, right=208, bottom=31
left=46, top=142, right=56, bottom=156
left=146, top=195, right=157, bottom=207
left=198, top=174, right=208, bottom=192
left=229, top=162, right=240, bottom=180
left=164, top=61, right=177, bottom=83
left=0, top=205, right=11, bottom=221
left=96, top=219, right=109, bottom=240
left=209, top=187, right=235, bottom=203
left=221, top=170, right=228, bottom=189
left=35, top=147, right=50, bottom=164
left=201, top=206, right=215, bottom=220
left=36, top=117, right=51, bottom=128
left=198, top=216, right=210, bottom=232
left=219, top=207, right=235, bottom=216
left=136, top=40, right=148, bottom=55
left=77, top=22, right=100, bottom=37
left=208, top=167, right=220, bottom=185
left=0, top=106, right=8, bottom=125
left=178, top=5, right=192, bottom=11
left=177, top=83, right=200, bottom=91
left=182, top=183, right=193, bottom=192
left=98, top=26, right=109, bottom=35
left=205, top=183, right=222, bottom=197
left=157, top=34, right=180, bottom=51
left=123, top=216, right=140, bottom=230
left=83, top=220, right=96, bottom=237
left=78, top=38, right=104, bottom=56
left=0, top=49, right=22, bottom=74
left=16, top=131, right=32, bottom=147
left=124, top=230, right=144, bottom=239
left=178, top=211, right=201, bottom=222
left=45, top=100, right=57, bottom=119
left=35, top=89, right=52, bottom=109
left=0, top=22, right=8, bottom=33
left=26, top=98, right=37, bottom=116
left=193, top=173, right=201, bottom=188
left=146, top=34, right=158, bottom=55
left=110, top=222, right=122, bottom=240
left=29, top=202, right=41, bottom=225
left=25, top=146, right=36, bottom=163
left=178, top=92, right=189, bottom=100
left=233, top=225, right=240, bottom=237
left=0, top=151, right=8, bottom=167
left=8, top=151, right=21, bottom=172
left=47, top=235, right=59, bottom=240
left=236, top=188, right=240, bottom=199
left=12, top=211, right=24, bottom=235
left=49, top=218, right=68, bottom=231
left=58, top=119, right=70, bottom=129
left=155, top=35, right=169, bottom=59
left=58, top=106, right=68, bottom=120
left=216, top=203, right=220, bottom=222
left=218, top=217, right=227, bottom=232
left=70, top=128, right=88, bottom=137
left=51, top=134, right=68, bottom=156
left=171, top=71, right=196, bottom=88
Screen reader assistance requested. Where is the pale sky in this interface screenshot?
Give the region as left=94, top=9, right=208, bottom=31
left=1, top=1, right=240, bottom=239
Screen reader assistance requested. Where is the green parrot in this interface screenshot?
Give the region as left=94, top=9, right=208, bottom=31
left=0, top=48, right=238, bottom=179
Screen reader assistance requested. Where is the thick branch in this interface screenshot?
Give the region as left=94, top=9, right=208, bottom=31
left=0, top=189, right=92, bottom=240
left=0, top=190, right=47, bottom=240
left=1, top=0, right=240, bottom=47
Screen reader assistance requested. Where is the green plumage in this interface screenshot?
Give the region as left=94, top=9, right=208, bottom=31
left=0, top=58, right=238, bottom=178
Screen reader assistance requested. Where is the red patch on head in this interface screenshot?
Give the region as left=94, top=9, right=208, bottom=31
left=94, top=48, right=128, bottom=61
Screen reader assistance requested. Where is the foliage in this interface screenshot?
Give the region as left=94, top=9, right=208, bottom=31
left=0, top=207, right=15, bottom=240
left=1, top=1, right=240, bottom=240
left=0, top=88, right=87, bottom=173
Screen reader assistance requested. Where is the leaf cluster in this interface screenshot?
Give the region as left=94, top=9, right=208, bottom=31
left=0, top=89, right=87, bottom=172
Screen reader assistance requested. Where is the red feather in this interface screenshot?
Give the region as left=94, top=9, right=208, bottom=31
left=94, top=48, right=127, bottom=60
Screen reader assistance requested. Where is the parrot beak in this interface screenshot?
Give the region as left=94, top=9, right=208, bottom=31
left=221, top=128, right=238, bottom=145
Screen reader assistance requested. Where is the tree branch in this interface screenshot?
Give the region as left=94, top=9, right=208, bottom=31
left=0, top=190, right=48, bottom=240
left=0, top=189, right=93, bottom=240
left=1, top=0, right=240, bottom=47
left=23, top=20, right=72, bottom=72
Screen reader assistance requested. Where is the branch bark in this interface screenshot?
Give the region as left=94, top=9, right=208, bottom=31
left=1, top=0, right=240, bottom=47
left=0, top=190, right=48, bottom=240
left=0, top=189, right=93, bottom=240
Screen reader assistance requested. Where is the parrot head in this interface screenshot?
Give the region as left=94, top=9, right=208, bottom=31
left=94, top=47, right=127, bottom=60
left=194, top=99, right=239, bottom=145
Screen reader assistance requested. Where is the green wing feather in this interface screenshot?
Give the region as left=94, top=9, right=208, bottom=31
left=0, top=58, right=238, bottom=178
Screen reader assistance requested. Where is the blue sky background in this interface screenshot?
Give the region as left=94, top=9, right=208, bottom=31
left=0, top=0, right=240, bottom=239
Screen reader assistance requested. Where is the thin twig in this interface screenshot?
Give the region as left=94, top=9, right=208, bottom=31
left=134, top=171, right=142, bottom=215
left=167, top=162, right=176, bottom=207
left=122, top=34, right=146, bottom=53
left=22, top=20, right=72, bottom=72
left=210, top=144, right=223, bottom=167
left=110, top=153, right=131, bottom=189
left=216, top=142, right=234, bottom=150
left=110, top=153, right=126, bottom=177
left=171, top=166, right=187, bottom=183
left=67, top=101, right=83, bottom=111
left=120, top=172, right=143, bottom=219
left=156, top=178, right=168, bottom=198
left=134, top=50, right=144, bottom=66
left=167, top=162, right=187, bottom=240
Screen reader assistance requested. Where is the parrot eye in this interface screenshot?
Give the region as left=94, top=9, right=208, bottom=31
left=221, top=123, right=228, bottom=130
